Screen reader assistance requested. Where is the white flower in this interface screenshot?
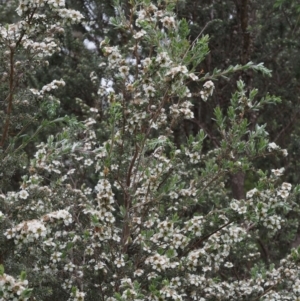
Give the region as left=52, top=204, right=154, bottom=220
left=85, top=118, right=96, bottom=126
left=141, top=57, right=152, bottom=68
left=133, top=30, right=146, bottom=39
left=188, top=152, right=200, bottom=163
left=155, top=52, right=172, bottom=67
left=169, top=191, right=178, bottom=200
left=4, top=228, right=15, bottom=239
left=281, top=149, right=288, bottom=156
left=161, top=16, right=176, bottom=28
left=189, top=73, right=199, bottom=81
left=268, top=142, right=279, bottom=151
left=147, top=272, right=158, bottom=280
left=84, top=159, right=93, bottom=166
left=200, top=91, right=208, bottom=101
left=271, top=168, right=284, bottom=177
left=75, top=291, right=85, bottom=301
left=143, top=84, right=156, bottom=97
left=230, top=199, right=239, bottom=211
left=48, top=0, right=65, bottom=8
left=277, top=190, right=289, bottom=199
left=203, top=80, right=214, bottom=90
left=134, top=269, right=144, bottom=276
left=119, top=65, right=129, bottom=76
left=19, top=190, right=29, bottom=200
left=42, top=209, right=73, bottom=225
left=281, top=182, right=292, bottom=191
left=114, top=257, right=125, bottom=268
left=166, top=65, right=188, bottom=78
left=293, top=279, right=300, bottom=293
left=64, top=262, right=75, bottom=272
left=51, top=252, right=62, bottom=263
left=246, top=188, right=258, bottom=199
left=85, top=246, right=94, bottom=256
left=224, top=261, right=233, bottom=268
left=200, top=81, right=215, bottom=101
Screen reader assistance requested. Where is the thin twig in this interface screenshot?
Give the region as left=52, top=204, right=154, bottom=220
left=181, top=220, right=233, bottom=257
left=182, top=20, right=214, bottom=61
left=0, top=47, right=15, bottom=148
left=187, top=118, right=220, bottom=147
left=274, top=111, right=298, bottom=143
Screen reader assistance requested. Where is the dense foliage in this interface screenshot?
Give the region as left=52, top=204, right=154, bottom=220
left=1, top=0, right=300, bottom=300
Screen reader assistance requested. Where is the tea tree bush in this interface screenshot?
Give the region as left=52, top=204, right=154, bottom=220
left=1, top=0, right=300, bottom=300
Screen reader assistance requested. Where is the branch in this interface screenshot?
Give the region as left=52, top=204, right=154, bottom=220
left=274, top=111, right=299, bottom=143
left=187, top=118, right=220, bottom=147
left=181, top=220, right=233, bottom=257
left=0, top=8, right=37, bottom=148
left=0, top=47, right=15, bottom=148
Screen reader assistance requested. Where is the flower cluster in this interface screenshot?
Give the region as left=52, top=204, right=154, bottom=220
left=268, top=142, right=288, bottom=156
left=30, top=79, right=66, bottom=97
left=200, top=80, right=215, bottom=101
left=23, top=38, right=60, bottom=57
left=243, top=176, right=293, bottom=231
left=16, top=0, right=84, bottom=24
left=42, top=210, right=73, bottom=225
left=4, top=219, right=47, bottom=243
left=56, top=9, right=84, bottom=24
left=0, top=272, right=31, bottom=301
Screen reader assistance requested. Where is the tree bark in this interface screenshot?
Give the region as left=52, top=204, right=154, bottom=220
left=230, top=170, right=245, bottom=200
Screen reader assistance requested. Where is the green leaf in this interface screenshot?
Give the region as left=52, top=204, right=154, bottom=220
left=21, top=289, right=33, bottom=298
left=0, top=265, right=4, bottom=276
left=20, top=271, right=27, bottom=281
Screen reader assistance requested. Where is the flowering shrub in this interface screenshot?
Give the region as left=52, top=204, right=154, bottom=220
left=1, top=0, right=300, bottom=300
